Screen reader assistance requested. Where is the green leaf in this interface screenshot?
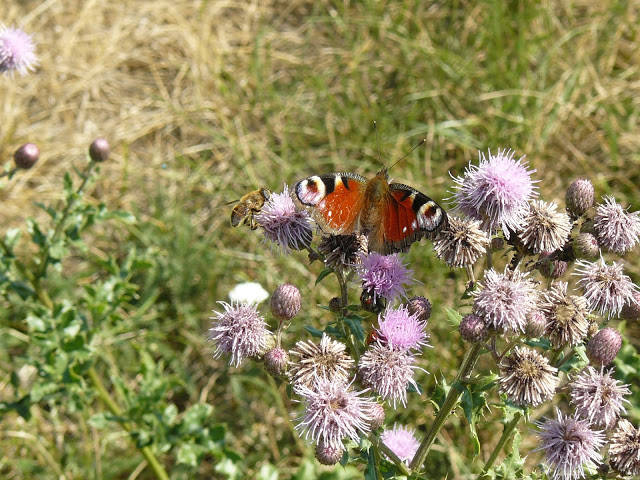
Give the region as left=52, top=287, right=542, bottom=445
left=344, top=316, right=365, bottom=342
left=177, top=443, right=200, bottom=467
left=257, top=463, right=279, bottom=480
left=444, top=308, right=463, bottom=327
left=4, top=228, right=22, bottom=248
left=315, top=268, right=333, bottom=286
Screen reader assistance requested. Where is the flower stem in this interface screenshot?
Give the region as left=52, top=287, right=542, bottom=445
left=479, top=411, right=522, bottom=477
left=87, top=367, right=170, bottom=480
left=409, top=342, right=483, bottom=472
left=368, top=433, right=411, bottom=476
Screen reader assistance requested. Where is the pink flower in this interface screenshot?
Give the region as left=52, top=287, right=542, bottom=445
left=356, top=253, right=415, bottom=302
left=376, top=305, right=429, bottom=352
left=0, top=25, right=38, bottom=76
left=381, top=425, right=419, bottom=464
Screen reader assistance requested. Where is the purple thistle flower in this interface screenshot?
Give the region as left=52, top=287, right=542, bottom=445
left=255, top=185, right=313, bottom=255
left=574, top=258, right=639, bottom=317
left=376, top=305, right=430, bottom=352
left=452, top=148, right=538, bottom=238
left=294, top=377, right=375, bottom=450
left=0, top=25, right=38, bottom=76
left=356, top=252, right=416, bottom=303
left=535, top=408, right=605, bottom=480
left=569, top=366, right=630, bottom=430
left=208, top=301, right=273, bottom=367
left=357, top=343, right=421, bottom=408
left=472, top=267, right=537, bottom=333
left=381, top=425, right=420, bottom=464
left=592, top=196, right=640, bottom=254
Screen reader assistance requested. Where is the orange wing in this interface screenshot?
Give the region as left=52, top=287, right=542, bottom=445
left=295, top=173, right=368, bottom=234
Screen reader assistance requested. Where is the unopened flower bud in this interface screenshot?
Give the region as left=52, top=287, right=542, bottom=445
left=263, top=347, right=289, bottom=376
left=315, top=442, right=344, bottom=465
left=491, top=237, right=505, bottom=251
left=538, top=251, right=568, bottom=279
left=586, top=328, right=622, bottom=367
left=525, top=310, right=547, bottom=338
left=369, top=403, right=386, bottom=430
left=329, top=297, right=342, bottom=312
left=13, top=143, right=39, bottom=169
left=620, top=292, right=640, bottom=322
left=406, top=296, right=432, bottom=322
left=565, top=179, right=594, bottom=216
left=270, top=284, right=301, bottom=321
left=573, top=232, right=600, bottom=259
left=459, top=313, right=489, bottom=343
left=89, top=137, right=110, bottom=162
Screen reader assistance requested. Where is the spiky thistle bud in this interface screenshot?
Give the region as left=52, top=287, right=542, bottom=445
left=459, top=313, right=489, bottom=343
left=264, top=347, right=289, bottom=376
left=586, top=328, right=622, bottom=367
left=565, top=179, right=594, bottom=216
left=89, top=137, right=110, bottom=162
left=13, top=143, right=39, bottom=169
left=270, top=284, right=301, bottom=321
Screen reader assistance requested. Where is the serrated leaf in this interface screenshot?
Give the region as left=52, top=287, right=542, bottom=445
left=344, top=316, right=365, bottom=342
left=444, top=308, right=463, bottom=327
left=177, top=443, right=199, bottom=467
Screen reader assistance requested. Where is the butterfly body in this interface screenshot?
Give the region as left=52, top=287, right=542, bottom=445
left=231, top=188, right=271, bottom=230
left=295, top=169, right=447, bottom=254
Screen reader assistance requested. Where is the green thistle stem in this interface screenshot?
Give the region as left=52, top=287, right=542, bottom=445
left=87, top=367, right=170, bottom=480
left=409, top=342, right=483, bottom=472
left=480, top=412, right=522, bottom=477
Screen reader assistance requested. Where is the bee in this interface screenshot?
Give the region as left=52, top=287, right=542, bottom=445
left=230, top=188, right=271, bottom=230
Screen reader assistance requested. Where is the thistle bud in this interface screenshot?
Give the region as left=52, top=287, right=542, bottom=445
left=565, top=178, right=594, bottom=216
left=315, top=442, right=344, bottom=466
left=459, top=313, right=489, bottom=343
left=329, top=297, right=342, bottom=312
left=406, top=295, right=432, bottom=322
left=524, top=310, right=547, bottom=338
left=573, top=232, right=600, bottom=259
left=270, top=284, right=301, bottom=321
left=263, top=347, right=289, bottom=376
left=13, top=143, right=39, bottom=169
left=538, top=251, right=568, bottom=279
left=368, top=403, right=386, bottom=430
left=586, top=328, right=622, bottom=367
left=620, top=292, right=640, bottom=322
left=89, top=137, right=110, bottom=163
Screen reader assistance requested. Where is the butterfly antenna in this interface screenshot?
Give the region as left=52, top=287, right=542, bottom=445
left=387, top=138, right=426, bottom=172
left=374, top=121, right=382, bottom=165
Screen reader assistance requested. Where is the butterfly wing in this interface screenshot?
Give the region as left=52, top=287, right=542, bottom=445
left=372, top=183, right=448, bottom=254
left=295, top=173, right=368, bottom=234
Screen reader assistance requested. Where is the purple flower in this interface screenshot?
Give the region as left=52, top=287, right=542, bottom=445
left=0, top=25, right=38, bottom=76
left=356, top=252, right=416, bottom=302
left=294, top=377, right=375, bottom=450
left=255, top=185, right=313, bottom=254
left=357, top=343, right=421, bottom=408
left=376, top=305, right=429, bottom=351
left=381, top=425, right=419, bottom=464
left=535, top=409, right=605, bottom=480
left=574, top=258, right=639, bottom=317
left=592, top=196, right=640, bottom=254
left=452, top=149, right=538, bottom=238
left=472, top=267, right=537, bottom=333
left=569, top=366, right=630, bottom=430
left=208, top=301, right=273, bottom=367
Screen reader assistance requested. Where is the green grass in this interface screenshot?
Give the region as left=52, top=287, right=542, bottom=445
left=1, top=0, right=639, bottom=478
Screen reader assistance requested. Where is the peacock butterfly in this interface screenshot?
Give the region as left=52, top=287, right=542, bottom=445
left=294, top=167, right=448, bottom=254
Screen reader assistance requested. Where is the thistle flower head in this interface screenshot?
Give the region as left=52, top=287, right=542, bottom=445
left=573, top=232, right=600, bottom=260
left=472, top=267, right=538, bottom=333
left=208, top=301, right=272, bottom=367
left=13, top=143, right=39, bottom=169
left=315, top=442, right=345, bottom=465
left=381, top=425, right=419, bottom=465
left=433, top=215, right=489, bottom=267
left=376, top=305, right=429, bottom=352
left=498, top=346, right=558, bottom=406
left=593, top=196, right=640, bottom=254
left=620, top=291, right=640, bottom=322
left=569, top=366, right=630, bottom=430
left=451, top=148, right=538, bottom=238
left=357, top=343, right=420, bottom=408
left=255, top=185, right=313, bottom=254
left=288, top=334, right=354, bottom=389
left=406, top=296, right=432, bottom=322
left=318, top=233, right=368, bottom=273
left=89, top=137, right=110, bottom=163
left=519, top=201, right=572, bottom=254
left=540, top=282, right=589, bottom=348
left=0, top=25, right=38, bottom=76
left=459, top=313, right=489, bottom=344
left=574, top=258, right=639, bottom=317
left=356, top=252, right=416, bottom=303
left=535, top=409, right=605, bottom=480
left=608, top=419, right=640, bottom=477
left=294, top=377, right=375, bottom=450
